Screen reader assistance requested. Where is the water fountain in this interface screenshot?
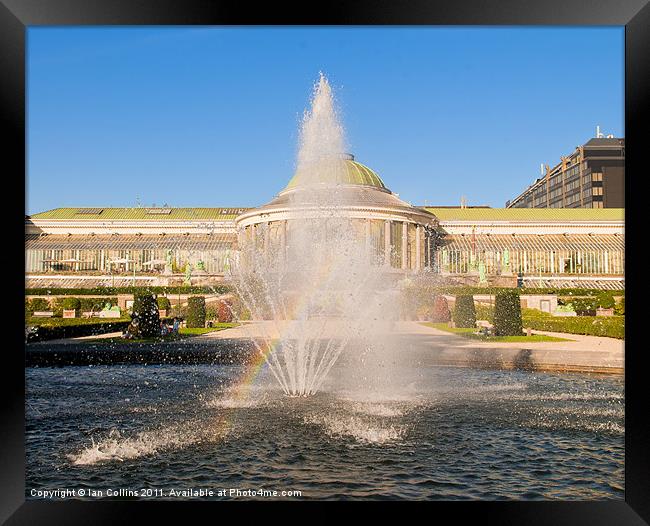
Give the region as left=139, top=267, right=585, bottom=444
left=232, top=73, right=397, bottom=396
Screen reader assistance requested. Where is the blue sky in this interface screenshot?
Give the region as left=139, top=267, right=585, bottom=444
left=27, top=27, right=624, bottom=214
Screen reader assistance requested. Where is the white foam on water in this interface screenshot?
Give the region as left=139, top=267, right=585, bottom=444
left=347, top=402, right=405, bottom=418
left=68, top=419, right=228, bottom=466
left=205, top=396, right=260, bottom=409
left=303, top=413, right=406, bottom=445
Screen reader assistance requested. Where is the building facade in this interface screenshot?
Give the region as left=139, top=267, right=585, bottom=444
left=25, top=155, right=624, bottom=290
left=506, top=137, right=625, bottom=209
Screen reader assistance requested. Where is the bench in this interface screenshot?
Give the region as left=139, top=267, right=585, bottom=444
left=32, top=311, right=54, bottom=318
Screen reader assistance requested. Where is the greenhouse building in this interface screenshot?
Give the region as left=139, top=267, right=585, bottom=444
left=25, top=154, right=624, bottom=290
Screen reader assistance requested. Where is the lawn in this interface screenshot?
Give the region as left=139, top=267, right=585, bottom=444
left=421, top=322, right=571, bottom=342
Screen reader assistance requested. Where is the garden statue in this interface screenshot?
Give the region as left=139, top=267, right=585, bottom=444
left=502, top=249, right=511, bottom=275
left=164, top=249, right=173, bottom=275
left=478, top=260, right=487, bottom=283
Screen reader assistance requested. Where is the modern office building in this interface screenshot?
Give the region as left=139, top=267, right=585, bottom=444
left=506, top=136, right=625, bottom=209
left=25, top=154, right=625, bottom=290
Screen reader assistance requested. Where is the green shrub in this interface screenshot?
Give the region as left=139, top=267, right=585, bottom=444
left=596, top=292, right=616, bottom=309
left=569, top=297, right=598, bottom=316
left=475, top=303, right=495, bottom=323
left=205, top=304, right=219, bottom=320
left=25, top=318, right=130, bottom=343
left=431, top=296, right=451, bottom=323
left=29, top=298, right=51, bottom=312
left=522, top=310, right=624, bottom=339
left=132, top=292, right=160, bottom=337
left=25, top=285, right=230, bottom=296
left=157, top=296, right=172, bottom=311
left=493, top=290, right=523, bottom=336
left=614, top=297, right=625, bottom=316
left=61, top=297, right=81, bottom=314
left=453, top=295, right=476, bottom=328
left=187, top=296, right=206, bottom=328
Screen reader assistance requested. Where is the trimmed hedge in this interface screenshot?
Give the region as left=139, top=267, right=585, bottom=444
left=217, top=300, right=233, bottom=323
left=61, top=297, right=81, bottom=314
left=26, top=319, right=131, bottom=342
left=132, top=292, right=160, bottom=337
left=28, top=298, right=51, bottom=313
left=493, top=290, right=523, bottom=336
left=423, top=286, right=624, bottom=297
left=157, top=296, right=172, bottom=311
left=615, top=297, right=625, bottom=316
left=187, top=296, right=206, bottom=328
left=25, top=285, right=230, bottom=296
left=453, top=295, right=476, bottom=328
left=522, top=310, right=624, bottom=339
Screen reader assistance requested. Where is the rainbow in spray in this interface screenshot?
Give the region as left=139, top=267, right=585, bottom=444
left=230, top=73, right=392, bottom=397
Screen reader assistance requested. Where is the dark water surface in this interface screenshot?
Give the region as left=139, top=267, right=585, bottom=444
left=26, top=358, right=624, bottom=500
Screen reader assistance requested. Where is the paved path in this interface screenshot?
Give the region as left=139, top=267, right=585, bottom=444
left=28, top=321, right=624, bottom=374
left=190, top=320, right=624, bottom=373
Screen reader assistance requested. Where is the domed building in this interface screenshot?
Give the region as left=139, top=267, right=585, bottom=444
left=235, top=154, right=439, bottom=271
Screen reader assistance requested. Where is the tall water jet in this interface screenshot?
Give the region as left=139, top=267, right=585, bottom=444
left=232, top=73, right=398, bottom=396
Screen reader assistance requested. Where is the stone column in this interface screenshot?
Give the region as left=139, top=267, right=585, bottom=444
left=384, top=220, right=391, bottom=267
left=264, top=222, right=270, bottom=263
left=365, top=219, right=371, bottom=253
left=281, top=221, right=287, bottom=263
left=401, top=222, right=408, bottom=270
left=416, top=225, right=421, bottom=270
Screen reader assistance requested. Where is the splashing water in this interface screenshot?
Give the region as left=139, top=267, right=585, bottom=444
left=232, top=74, right=398, bottom=396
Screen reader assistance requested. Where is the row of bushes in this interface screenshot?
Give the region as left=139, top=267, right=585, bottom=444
left=425, top=286, right=624, bottom=297
left=522, top=310, right=624, bottom=339
left=26, top=297, right=119, bottom=316
left=184, top=297, right=233, bottom=327
left=452, top=291, right=523, bottom=336
left=26, top=319, right=131, bottom=343
left=559, top=294, right=624, bottom=315
left=125, top=293, right=236, bottom=337
left=25, top=285, right=230, bottom=296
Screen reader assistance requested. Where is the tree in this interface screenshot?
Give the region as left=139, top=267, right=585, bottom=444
left=453, top=295, right=476, bottom=328
left=431, top=295, right=451, bottom=322
left=187, top=296, right=206, bottom=328
left=157, top=296, right=171, bottom=311
left=132, top=292, right=160, bottom=337
left=217, top=300, right=233, bottom=323
left=493, top=290, right=523, bottom=336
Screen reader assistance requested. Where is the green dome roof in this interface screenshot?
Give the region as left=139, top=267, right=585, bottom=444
left=282, top=155, right=387, bottom=193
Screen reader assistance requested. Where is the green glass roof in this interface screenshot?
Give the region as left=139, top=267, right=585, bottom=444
left=29, top=207, right=251, bottom=221
left=283, top=159, right=387, bottom=192
left=28, top=206, right=625, bottom=223
left=424, top=207, right=625, bottom=222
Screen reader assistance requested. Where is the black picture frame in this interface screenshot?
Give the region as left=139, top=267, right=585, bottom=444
left=2, top=0, right=648, bottom=522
